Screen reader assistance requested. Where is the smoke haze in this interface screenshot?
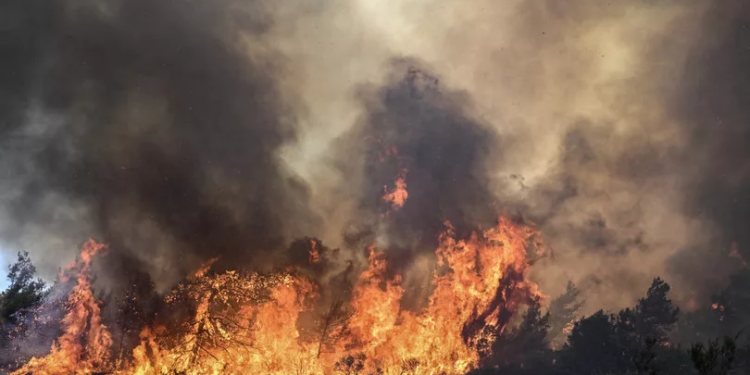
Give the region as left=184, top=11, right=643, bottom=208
left=1, top=0, right=749, bottom=312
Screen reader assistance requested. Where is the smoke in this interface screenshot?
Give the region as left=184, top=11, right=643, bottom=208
left=2, top=0, right=750, bottom=314
left=292, top=0, right=749, bottom=312
left=335, top=59, right=501, bottom=252
left=666, top=0, right=750, bottom=303
left=0, top=0, right=320, bottom=289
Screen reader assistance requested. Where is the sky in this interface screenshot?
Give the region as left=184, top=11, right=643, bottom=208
left=0, top=249, right=9, bottom=290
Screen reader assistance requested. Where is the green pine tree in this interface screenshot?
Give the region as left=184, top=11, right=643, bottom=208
left=0, top=252, right=47, bottom=324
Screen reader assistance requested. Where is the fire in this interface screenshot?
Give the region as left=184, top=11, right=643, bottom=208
left=13, top=239, right=111, bottom=375
left=382, top=169, right=409, bottom=211
left=309, top=239, right=321, bottom=264
left=13, top=218, right=542, bottom=375
left=375, top=140, right=409, bottom=212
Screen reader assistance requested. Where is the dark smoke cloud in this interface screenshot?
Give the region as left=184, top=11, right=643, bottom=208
left=665, top=0, right=750, bottom=297
left=327, top=59, right=512, bottom=310
left=3, top=0, right=750, bottom=317
left=510, top=0, right=750, bottom=308
left=0, top=0, right=319, bottom=288
left=679, top=0, right=750, bottom=250
left=0, top=1, right=53, bottom=135
left=334, top=58, right=502, bottom=258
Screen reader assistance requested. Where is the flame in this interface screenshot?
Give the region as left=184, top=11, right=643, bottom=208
left=13, top=239, right=112, bottom=375
left=383, top=169, right=409, bottom=211
left=191, top=258, right=219, bottom=280
left=14, top=218, right=542, bottom=375
left=375, top=139, right=409, bottom=212
left=309, top=239, right=321, bottom=264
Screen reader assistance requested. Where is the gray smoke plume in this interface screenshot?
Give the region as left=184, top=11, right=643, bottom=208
left=665, top=0, right=750, bottom=305
left=335, top=59, right=501, bottom=253
left=0, top=0, right=320, bottom=289
left=1, top=0, right=750, bottom=315
left=294, top=0, right=750, bottom=312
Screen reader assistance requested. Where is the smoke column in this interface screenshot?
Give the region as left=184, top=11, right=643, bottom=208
left=0, top=0, right=321, bottom=289
left=1, top=0, right=749, bottom=313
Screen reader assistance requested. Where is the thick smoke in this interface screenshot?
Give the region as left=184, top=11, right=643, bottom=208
left=289, top=0, right=750, bottom=312
left=327, top=59, right=510, bottom=306
left=666, top=0, right=750, bottom=301
left=335, top=59, right=501, bottom=253
left=2, top=0, right=750, bottom=316
left=0, top=0, right=319, bottom=289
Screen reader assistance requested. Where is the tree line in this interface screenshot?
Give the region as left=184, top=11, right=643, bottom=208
left=0, top=251, right=747, bottom=375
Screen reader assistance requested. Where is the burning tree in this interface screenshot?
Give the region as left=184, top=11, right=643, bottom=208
left=111, top=271, right=160, bottom=366
left=477, top=295, right=552, bottom=372
left=142, top=264, right=286, bottom=373
left=11, top=239, right=111, bottom=375
left=314, top=299, right=352, bottom=358
left=5, top=216, right=549, bottom=375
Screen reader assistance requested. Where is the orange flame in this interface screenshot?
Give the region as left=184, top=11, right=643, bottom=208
left=13, top=239, right=112, bottom=375
left=383, top=169, right=409, bottom=211
left=14, top=218, right=542, bottom=375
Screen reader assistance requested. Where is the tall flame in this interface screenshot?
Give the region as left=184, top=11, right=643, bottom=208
left=13, top=239, right=112, bottom=375
left=383, top=169, right=409, bottom=211
left=13, top=218, right=542, bottom=375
